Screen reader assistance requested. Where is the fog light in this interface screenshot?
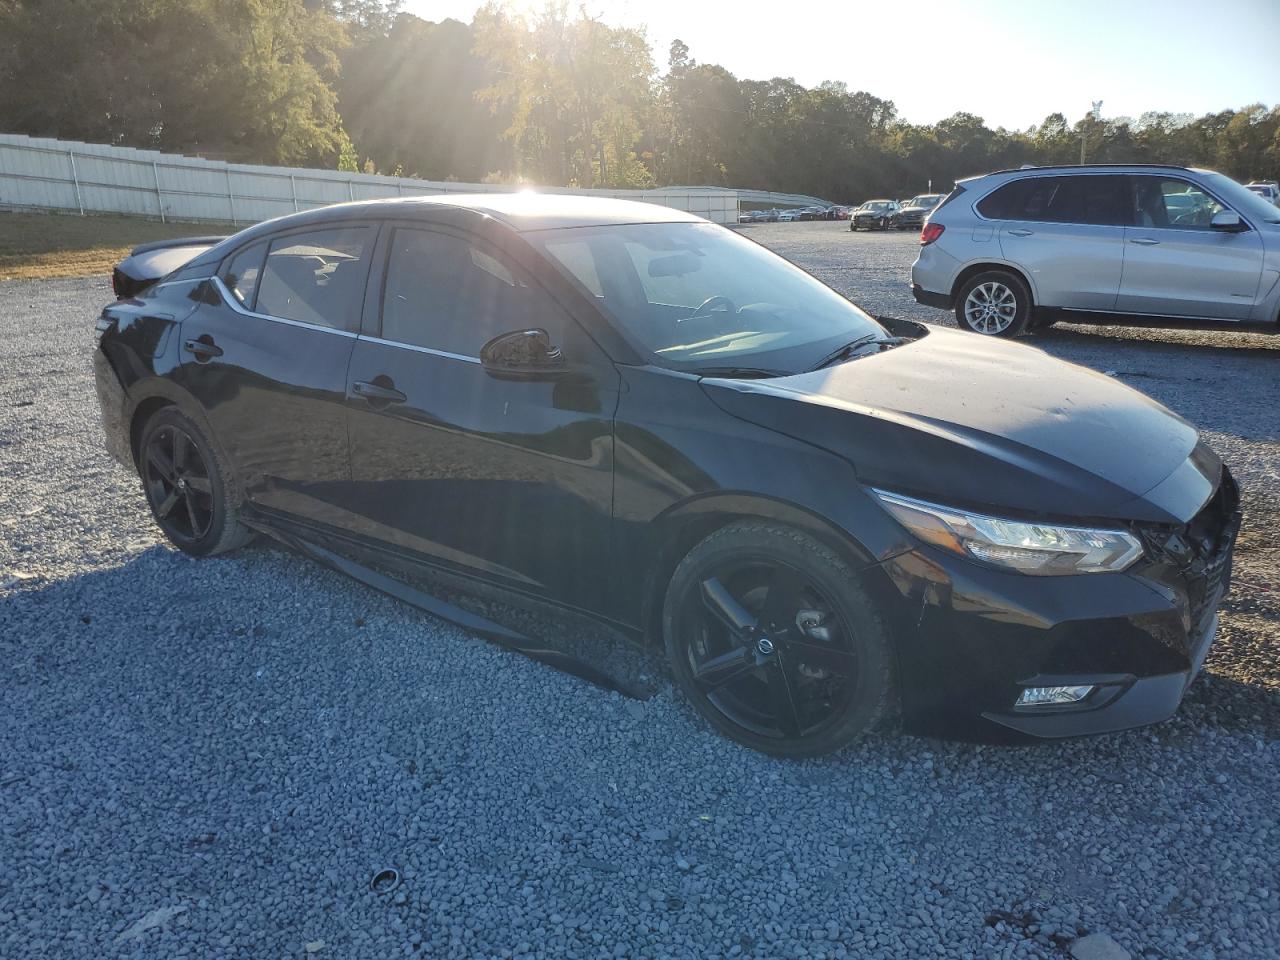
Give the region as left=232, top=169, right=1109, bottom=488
left=1016, top=685, right=1094, bottom=707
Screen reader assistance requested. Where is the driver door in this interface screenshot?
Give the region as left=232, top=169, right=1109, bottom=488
left=1118, top=175, right=1264, bottom=319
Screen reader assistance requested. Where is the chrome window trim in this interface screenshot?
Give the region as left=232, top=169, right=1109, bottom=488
left=154, top=278, right=208, bottom=290
left=358, top=335, right=482, bottom=365
left=210, top=275, right=359, bottom=339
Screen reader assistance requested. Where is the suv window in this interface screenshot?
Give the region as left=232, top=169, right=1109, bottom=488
left=255, top=227, right=371, bottom=330
left=978, top=175, right=1126, bottom=225
left=221, top=241, right=267, bottom=307
left=1130, top=176, right=1224, bottom=229
left=381, top=228, right=566, bottom=355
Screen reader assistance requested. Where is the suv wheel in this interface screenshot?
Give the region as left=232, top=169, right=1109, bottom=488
left=955, top=270, right=1032, bottom=337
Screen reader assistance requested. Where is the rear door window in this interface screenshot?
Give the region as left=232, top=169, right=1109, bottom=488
left=979, top=175, right=1126, bottom=225
left=255, top=227, right=372, bottom=330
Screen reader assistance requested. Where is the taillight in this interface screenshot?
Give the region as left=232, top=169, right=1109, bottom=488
left=920, top=222, right=945, bottom=245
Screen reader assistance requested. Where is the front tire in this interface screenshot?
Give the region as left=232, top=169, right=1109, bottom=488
left=954, top=270, right=1032, bottom=337
left=138, top=407, right=253, bottom=556
left=663, top=522, right=893, bottom=758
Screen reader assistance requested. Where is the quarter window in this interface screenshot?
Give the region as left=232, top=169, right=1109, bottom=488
left=380, top=228, right=565, bottom=355
left=255, top=227, right=371, bottom=330
left=220, top=241, right=267, bottom=307
left=1129, top=177, right=1224, bottom=230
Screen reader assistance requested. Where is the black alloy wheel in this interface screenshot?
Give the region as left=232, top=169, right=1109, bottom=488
left=143, top=423, right=214, bottom=544
left=664, top=522, right=892, bottom=757
left=138, top=408, right=252, bottom=555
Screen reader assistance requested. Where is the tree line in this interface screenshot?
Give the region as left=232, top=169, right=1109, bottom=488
left=1, top=0, right=1276, bottom=202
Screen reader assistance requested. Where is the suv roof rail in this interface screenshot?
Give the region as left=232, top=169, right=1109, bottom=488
left=984, top=162, right=1197, bottom=176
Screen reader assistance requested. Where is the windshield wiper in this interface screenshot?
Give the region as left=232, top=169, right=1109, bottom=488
left=809, top=334, right=906, bottom=371
left=690, top=366, right=789, bottom=380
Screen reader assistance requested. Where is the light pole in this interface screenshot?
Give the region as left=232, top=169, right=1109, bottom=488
left=1080, top=100, right=1103, bottom=164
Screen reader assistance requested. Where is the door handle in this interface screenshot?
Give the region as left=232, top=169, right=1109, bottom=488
left=351, top=379, right=407, bottom=404
left=1129, top=237, right=1160, bottom=246
left=1007, top=228, right=1034, bottom=237
left=183, top=337, right=223, bottom=361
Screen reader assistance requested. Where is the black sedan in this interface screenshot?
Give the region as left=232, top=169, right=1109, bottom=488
left=850, top=200, right=899, bottom=230
left=93, top=195, right=1239, bottom=756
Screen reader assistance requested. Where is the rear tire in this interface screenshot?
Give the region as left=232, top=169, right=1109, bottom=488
left=662, top=521, right=894, bottom=758
left=954, top=269, right=1032, bottom=337
left=138, top=408, right=253, bottom=556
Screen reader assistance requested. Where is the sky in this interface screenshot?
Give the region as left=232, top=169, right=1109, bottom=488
left=403, top=0, right=1279, bottom=130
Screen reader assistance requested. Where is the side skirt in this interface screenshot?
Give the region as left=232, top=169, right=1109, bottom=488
left=241, top=516, right=654, bottom=700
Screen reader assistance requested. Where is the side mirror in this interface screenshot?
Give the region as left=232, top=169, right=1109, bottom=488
left=1210, top=210, right=1245, bottom=232
left=480, top=328, right=565, bottom=380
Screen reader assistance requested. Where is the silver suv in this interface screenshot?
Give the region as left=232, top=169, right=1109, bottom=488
left=910, top=164, right=1280, bottom=337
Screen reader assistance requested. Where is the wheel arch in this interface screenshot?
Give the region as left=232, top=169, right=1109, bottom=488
left=637, top=492, right=889, bottom=647
left=125, top=380, right=214, bottom=468
left=950, top=260, right=1038, bottom=307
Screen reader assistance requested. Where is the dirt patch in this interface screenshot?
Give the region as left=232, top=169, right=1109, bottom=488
left=0, top=210, right=218, bottom=281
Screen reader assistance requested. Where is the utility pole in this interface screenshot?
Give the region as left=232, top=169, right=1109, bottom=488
left=1080, top=100, right=1103, bottom=164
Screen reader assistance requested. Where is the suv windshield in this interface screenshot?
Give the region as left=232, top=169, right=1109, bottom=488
left=529, top=222, right=885, bottom=374
left=908, top=195, right=942, bottom=207
left=1204, top=172, right=1280, bottom=223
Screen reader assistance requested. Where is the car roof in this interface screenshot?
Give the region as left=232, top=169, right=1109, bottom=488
left=303, top=193, right=704, bottom=232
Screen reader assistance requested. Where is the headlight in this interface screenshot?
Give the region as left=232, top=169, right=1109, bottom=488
left=871, top=489, right=1143, bottom=576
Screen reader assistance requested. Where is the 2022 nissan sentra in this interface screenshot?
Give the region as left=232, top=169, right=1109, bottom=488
left=93, top=194, right=1240, bottom=756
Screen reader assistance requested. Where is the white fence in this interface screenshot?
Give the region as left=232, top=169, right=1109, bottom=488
left=0, top=133, right=757, bottom=226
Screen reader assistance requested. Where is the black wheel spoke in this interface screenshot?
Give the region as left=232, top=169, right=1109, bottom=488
left=155, top=489, right=181, bottom=519
left=764, top=660, right=802, bottom=737
left=759, top=565, right=808, bottom=633
left=691, top=645, right=755, bottom=692
left=148, top=446, right=176, bottom=483
left=700, top=577, right=757, bottom=639
left=183, top=491, right=202, bottom=535
left=172, top=430, right=189, bottom=472
left=786, top=637, right=857, bottom=676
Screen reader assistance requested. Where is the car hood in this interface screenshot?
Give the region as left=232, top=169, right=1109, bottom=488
left=702, top=327, right=1214, bottom=524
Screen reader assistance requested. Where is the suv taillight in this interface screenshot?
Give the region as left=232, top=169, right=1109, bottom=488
left=920, top=223, right=944, bottom=245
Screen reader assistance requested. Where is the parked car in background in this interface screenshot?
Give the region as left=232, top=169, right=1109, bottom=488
left=911, top=163, right=1280, bottom=336
left=93, top=193, right=1241, bottom=756
left=778, top=209, right=803, bottom=222
left=833, top=206, right=852, bottom=220
left=850, top=200, right=900, bottom=231
left=1245, top=181, right=1280, bottom=206
left=893, top=194, right=945, bottom=231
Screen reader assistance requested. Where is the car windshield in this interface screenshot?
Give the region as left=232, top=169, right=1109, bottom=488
left=909, top=195, right=942, bottom=207
left=1204, top=172, right=1280, bottom=223
left=861, top=202, right=891, bottom=211
left=529, top=222, right=885, bottom=375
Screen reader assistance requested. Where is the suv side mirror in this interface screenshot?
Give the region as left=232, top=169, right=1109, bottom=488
left=480, top=328, right=565, bottom=379
left=1210, top=210, right=1245, bottom=232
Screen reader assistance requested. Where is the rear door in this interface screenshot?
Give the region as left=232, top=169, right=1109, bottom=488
left=178, top=223, right=375, bottom=523
left=1117, top=175, right=1264, bottom=319
left=991, top=174, right=1128, bottom=310
left=340, top=223, right=619, bottom=610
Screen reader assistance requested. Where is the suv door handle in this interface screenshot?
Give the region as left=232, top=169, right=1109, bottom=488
left=1129, top=237, right=1160, bottom=246
left=352, top=379, right=407, bottom=404
left=1007, top=228, right=1034, bottom=237
left=183, top=336, right=223, bottom=361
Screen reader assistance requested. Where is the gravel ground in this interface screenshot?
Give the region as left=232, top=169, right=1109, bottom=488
left=2, top=224, right=1278, bottom=959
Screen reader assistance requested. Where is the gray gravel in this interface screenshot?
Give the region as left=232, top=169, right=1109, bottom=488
left=2, top=224, right=1278, bottom=959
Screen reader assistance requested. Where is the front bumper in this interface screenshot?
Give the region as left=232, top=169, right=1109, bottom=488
left=876, top=471, right=1240, bottom=741
left=92, top=345, right=134, bottom=469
